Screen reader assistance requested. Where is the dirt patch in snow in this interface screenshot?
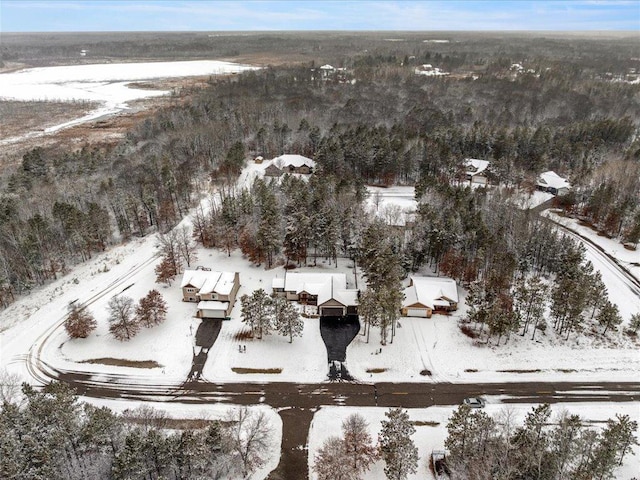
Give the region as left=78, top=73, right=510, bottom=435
left=231, top=367, right=282, bottom=374
left=81, top=358, right=162, bottom=368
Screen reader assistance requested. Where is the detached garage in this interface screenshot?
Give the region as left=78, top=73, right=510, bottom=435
left=197, top=301, right=230, bottom=319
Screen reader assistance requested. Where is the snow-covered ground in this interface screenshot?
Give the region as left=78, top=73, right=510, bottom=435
left=1, top=163, right=639, bottom=389
left=0, top=60, right=258, bottom=143
left=1, top=162, right=638, bottom=477
left=514, top=190, right=554, bottom=209
left=365, top=186, right=416, bottom=225
left=307, top=403, right=640, bottom=480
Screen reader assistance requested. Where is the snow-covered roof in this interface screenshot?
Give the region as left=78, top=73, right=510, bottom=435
left=273, top=154, right=315, bottom=169
left=316, top=275, right=359, bottom=307
left=279, top=272, right=357, bottom=306
left=537, top=171, right=571, bottom=190
left=464, top=158, right=489, bottom=176
left=181, top=270, right=220, bottom=289
left=403, top=277, right=459, bottom=310
left=181, top=270, right=237, bottom=295
left=212, top=272, right=236, bottom=296
left=197, top=300, right=229, bottom=310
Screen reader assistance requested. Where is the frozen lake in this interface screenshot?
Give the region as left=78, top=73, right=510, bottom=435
left=0, top=60, right=258, bottom=142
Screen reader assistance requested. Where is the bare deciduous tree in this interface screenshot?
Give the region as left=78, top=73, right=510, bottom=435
left=226, top=407, right=273, bottom=478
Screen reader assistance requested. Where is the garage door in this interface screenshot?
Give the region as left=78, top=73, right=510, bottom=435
left=321, top=307, right=344, bottom=317
left=200, top=309, right=226, bottom=319
left=406, top=308, right=429, bottom=317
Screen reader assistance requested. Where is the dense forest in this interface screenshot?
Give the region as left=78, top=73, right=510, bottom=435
left=1, top=34, right=638, bottom=323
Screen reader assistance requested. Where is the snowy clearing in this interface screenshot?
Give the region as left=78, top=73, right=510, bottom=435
left=0, top=60, right=258, bottom=143
left=307, top=403, right=640, bottom=480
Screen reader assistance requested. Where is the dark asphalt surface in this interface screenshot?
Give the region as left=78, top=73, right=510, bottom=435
left=187, top=318, right=222, bottom=380
left=319, top=315, right=360, bottom=362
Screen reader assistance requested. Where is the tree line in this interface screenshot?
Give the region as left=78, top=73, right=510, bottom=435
left=445, top=403, right=638, bottom=480
left=0, top=382, right=273, bottom=480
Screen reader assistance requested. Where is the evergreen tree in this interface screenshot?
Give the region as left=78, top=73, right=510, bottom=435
left=240, top=289, right=272, bottom=339
left=378, top=408, right=418, bottom=480
left=597, top=300, right=622, bottom=336
left=111, top=429, right=148, bottom=480
left=272, top=296, right=303, bottom=343
left=358, top=288, right=382, bottom=343
left=628, top=313, right=640, bottom=335
left=513, top=275, right=547, bottom=339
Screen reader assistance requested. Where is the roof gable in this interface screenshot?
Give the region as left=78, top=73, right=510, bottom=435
left=403, top=276, right=459, bottom=309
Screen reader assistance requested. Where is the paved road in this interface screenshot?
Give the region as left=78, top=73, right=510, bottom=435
left=54, top=369, right=639, bottom=479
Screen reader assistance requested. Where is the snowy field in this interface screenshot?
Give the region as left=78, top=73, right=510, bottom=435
left=307, top=403, right=640, bottom=480
left=0, top=60, right=258, bottom=142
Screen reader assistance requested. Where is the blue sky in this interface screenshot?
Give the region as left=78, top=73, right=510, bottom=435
left=1, top=1, right=639, bottom=32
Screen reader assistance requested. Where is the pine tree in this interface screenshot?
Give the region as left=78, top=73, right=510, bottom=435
left=513, top=404, right=552, bottom=479
left=272, top=296, right=303, bottom=343
left=111, top=429, right=148, bottom=480
left=513, top=275, right=547, bottom=339
left=378, top=408, right=418, bottom=480
left=64, top=302, right=97, bottom=339
left=240, top=289, right=272, bottom=339
left=629, top=313, right=640, bottom=334
left=597, top=300, right=622, bottom=336
left=358, top=288, right=382, bottom=343
left=107, top=296, right=140, bottom=341
left=136, top=289, right=168, bottom=328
